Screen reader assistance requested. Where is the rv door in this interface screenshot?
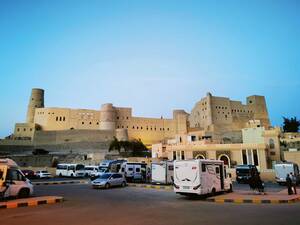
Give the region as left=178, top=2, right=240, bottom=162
left=0, top=165, right=8, bottom=187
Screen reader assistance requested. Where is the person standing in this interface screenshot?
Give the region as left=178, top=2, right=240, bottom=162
left=286, top=173, right=293, bottom=195
left=291, top=172, right=297, bottom=195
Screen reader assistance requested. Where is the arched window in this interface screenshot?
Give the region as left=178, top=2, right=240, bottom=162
left=269, top=139, right=275, bottom=149
left=195, top=154, right=205, bottom=159
left=219, top=154, right=230, bottom=167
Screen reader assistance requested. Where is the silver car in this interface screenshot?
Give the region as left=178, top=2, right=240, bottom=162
left=91, top=173, right=127, bottom=189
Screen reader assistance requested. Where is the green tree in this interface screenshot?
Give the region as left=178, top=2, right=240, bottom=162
left=282, top=117, right=300, bottom=132
left=109, top=137, right=121, bottom=152
left=108, top=138, right=150, bottom=157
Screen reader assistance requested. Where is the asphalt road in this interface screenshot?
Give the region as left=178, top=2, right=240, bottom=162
left=1, top=183, right=299, bottom=225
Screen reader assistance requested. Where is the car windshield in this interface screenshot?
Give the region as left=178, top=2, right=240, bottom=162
left=42, top=171, right=48, bottom=173
left=76, top=165, right=85, bottom=170
left=99, top=173, right=111, bottom=179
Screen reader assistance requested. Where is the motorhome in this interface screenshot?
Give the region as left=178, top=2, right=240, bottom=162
left=99, top=160, right=127, bottom=172
left=0, top=158, right=34, bottom=199
left=173, top=159, right=232, bottom=196
left=56, top=163, right=85, bottom=177
left=274, top=162, right=300, bottom=185
left=121, top=162, right=147, bottom=182
left=151, top=161, right=173, bottom=184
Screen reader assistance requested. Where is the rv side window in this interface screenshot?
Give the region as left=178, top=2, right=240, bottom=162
left=136, top=168, right=140, bottom=173
left=201, top=164, right=206, bottom=172
left=128, top=168, right=133, bottom=171
left=224, top=166, right=227, bottom=178
left=168, top=165, right=174, bottom=171
left=121, top=168, right=125, bottom=172
left=216, top=167, right=220, bottom=174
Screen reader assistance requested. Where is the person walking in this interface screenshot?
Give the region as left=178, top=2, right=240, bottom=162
left=286, top=173, right=293, bottom=195
left=291, top=172, right=297, bottom=195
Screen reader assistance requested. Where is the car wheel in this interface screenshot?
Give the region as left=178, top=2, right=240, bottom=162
left=105, top=183, right=110, bottom=189
left=18, top=188, right=30, bottom=198
left=71, top=173, right=74, bottom=177
left=121, top=181, right=126, bottom=187
left=59, top=173, right=62, bottom=177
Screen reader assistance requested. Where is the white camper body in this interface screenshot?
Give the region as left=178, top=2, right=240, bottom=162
left=151, top=161, right=174, bottom=184
left=0, top=158, right=34, bottom=199
left=173, top=159, right=232, bottom=196
left=274, top=163, right=300, bottom=184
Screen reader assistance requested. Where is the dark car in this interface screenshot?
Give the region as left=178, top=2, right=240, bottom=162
left=21, top=169, right=36, bottom=179
left=236, top=165, right=258, bottom=183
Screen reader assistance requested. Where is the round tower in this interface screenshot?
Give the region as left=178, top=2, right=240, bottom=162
left=99, top=103, right=116, bottom=130
left=115, top=128, right=129, bottom=141
left=26, top=88, right=44, bottom=123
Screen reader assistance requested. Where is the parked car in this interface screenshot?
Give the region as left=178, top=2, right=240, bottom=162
left=84, top=166, right=100, bottom=177
left=91, top=173, right=126, bottom=189
left=236, top=165, right=258, bottom=183
left=35, top=170, right=52, bottom=179
left=21, top=170, right=36, bottom=179
left=90, top=167, right=110, bottom=180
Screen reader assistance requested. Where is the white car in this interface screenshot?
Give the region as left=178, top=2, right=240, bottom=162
left=90, top=167, right=109, bottom=179
left=35, top=170, right=52, bottom=178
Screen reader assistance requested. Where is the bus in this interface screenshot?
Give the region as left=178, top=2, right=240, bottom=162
left=56, top=163, right=85, bottom=177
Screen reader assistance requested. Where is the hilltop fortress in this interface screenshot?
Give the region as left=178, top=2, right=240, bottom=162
left=1, top=88, right=271, bottom=158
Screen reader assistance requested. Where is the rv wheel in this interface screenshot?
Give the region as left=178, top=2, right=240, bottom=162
left=211, top=188, right=216, bottom=196
left=121, top=182, right=126, bottom=187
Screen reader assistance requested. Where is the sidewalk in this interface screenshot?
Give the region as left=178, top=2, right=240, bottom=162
left=208, top=188, right=300, bottom=204
left=0, top=196, right=64, bottom=209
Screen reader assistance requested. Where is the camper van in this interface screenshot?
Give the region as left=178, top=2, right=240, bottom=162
left=0, top=158, right=34, bottom=199
left=274, top=162, right=300, bottom=185
left=121, top=162, right=147, bottom=182
left=56, top=163, right=85, bottom=177
left=151, top=161, right=174, bottom=184
left=173, top=159, right=232, bottom=196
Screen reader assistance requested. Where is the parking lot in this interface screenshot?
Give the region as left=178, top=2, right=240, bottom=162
left=1, top=181, right=300, bottom=225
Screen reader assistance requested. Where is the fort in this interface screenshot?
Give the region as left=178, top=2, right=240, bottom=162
left=0, top=88, right=276, bottom=168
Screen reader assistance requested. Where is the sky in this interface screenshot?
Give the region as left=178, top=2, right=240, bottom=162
left=0, top=0, right=299, bottom=138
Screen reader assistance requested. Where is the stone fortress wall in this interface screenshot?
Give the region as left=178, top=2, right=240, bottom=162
left=8, top=89, right=270, bottom=153
left=189, top=92, right=270, bottom=133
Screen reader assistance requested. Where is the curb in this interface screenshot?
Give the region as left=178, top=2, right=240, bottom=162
left=33, top=180, right=89, bottom=186
left=207, top=197, right=300, bottom=204
left=0, top=196, right=64, bottom=209
left=128, top=183, right=172, bottom=190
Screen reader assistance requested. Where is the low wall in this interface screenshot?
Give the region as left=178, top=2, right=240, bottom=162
left=283, top=151, right=300, bottom=165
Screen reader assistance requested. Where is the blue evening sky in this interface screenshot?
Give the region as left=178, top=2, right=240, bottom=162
left=0, top=0, right=299, bottom=137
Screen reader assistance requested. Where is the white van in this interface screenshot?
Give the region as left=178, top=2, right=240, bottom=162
left=0, top=158, right=34, bottom=199
left=121, top=162, right=147, bottom=182
left=274, top=162, right=300, bottom=185
left=173, top=159, right=232, bottom=196
left=151, top=161, right=174, bottom=184
left=56, top=163, right=85, bottom=177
